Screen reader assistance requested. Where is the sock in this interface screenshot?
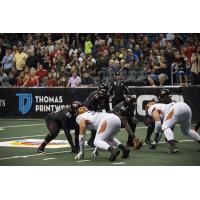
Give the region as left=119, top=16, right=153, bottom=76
left=163, top=128, right=174, bottom=141
left=79, top=135, right=85, bottom=153
left=108, top=146, right=116, bottom=152
left=118, top=144, right=126, bottom=151
left=89, top=130, right=96, bottom=141
left=168, top=140, right=176, bottom=147
left=146, top=124, right=155, bottom=139
left=41, top=140, right=48, bottom=148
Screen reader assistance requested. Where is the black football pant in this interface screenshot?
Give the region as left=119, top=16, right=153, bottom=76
left=44, top=119, right=79, bottom=150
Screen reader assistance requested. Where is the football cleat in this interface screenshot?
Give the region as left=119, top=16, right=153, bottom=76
left=37, top=146, right=45, bottom=154
left=168, top=146, right=179, bottom=154
left=145, top=137, right=151, bottom=145
left=109, top=147, right=120, bottom=161
left=121, top=148, right=130, bottom=159
left=71, top=146, right=79, bottom=154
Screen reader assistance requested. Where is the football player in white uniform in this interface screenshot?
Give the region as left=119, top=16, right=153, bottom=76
left=145, top=101, right=200, bottom=153
left=74, top=106, right=130, bottom=161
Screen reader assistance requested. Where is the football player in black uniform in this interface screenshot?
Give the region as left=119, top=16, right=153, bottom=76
left=144, top=89, right=173, bottom=145
left=37, top=101, right=82, bottom=153
left=109, top=72, right=129, bottom=108
left=112, top=95, right=143, bottom=149
left=83, top=83, right=110, bottom=112
left=82, top=83, right=110, bottom=147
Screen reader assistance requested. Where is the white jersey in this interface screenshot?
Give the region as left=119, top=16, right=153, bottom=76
left=76, top=111, right=108, bottom=131
left=148, top=102, right=175, bottom=120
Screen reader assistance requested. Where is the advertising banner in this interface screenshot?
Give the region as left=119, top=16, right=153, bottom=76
left=0, top=86, right=199, bottom=121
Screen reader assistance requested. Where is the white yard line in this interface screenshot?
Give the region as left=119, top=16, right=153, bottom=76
left=0, top=148, right=93, bottom=161
left=1, top=124, right=45, bottom=128
left=43, top=158, right=56, bottom=161
left=76, top=160, right=90, bottom=163
left=112, top=162, right=126, bottom=165
left=0, top=134, right=46, bottom=140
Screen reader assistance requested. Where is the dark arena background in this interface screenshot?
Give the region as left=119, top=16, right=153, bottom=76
left=0, top=33, right=200, bottom=165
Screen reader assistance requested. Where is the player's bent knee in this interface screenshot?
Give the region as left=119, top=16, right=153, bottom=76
left=162, top=124, right=169, bottom=131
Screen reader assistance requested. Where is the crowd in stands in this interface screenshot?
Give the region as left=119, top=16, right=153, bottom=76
left=0, top=33, right=200, bottom=87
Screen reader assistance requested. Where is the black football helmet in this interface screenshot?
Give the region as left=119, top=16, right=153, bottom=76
left=98, top=88, right=107, bottom=97
left=99, top=82, right=109, bottom=91
left=124, top=95, right=136, bottom=106
left=71, top=101, right=82, bottom=113
left=158, top=89, right=172, bottom=104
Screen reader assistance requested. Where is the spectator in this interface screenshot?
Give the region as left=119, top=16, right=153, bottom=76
left=16, top=71, right=25, bottom=87
left=1, top=49, right=14, bottom=74
left=47, top=38, right=55, bottom=54
left=147, top=57, right=168, bottom=86
left=42, top=48, right=51, bottom=70
left=190, top=46, right=200, bottom=85
left=8, top=71, right=17, bottom=87
left=13, top=46, right=27, bottom=74
left=25, top=50, right=39, bottom=69
left=108, top=59, right=115, bottom=71
left=0, top=68, right=9, bottom=87
left=22, top=67, right=39, bottom=87
left=59, top=75, right=68, bottom=87
left=1, top=33, right=200, bottom=87
left=24, top=40, right=34, bottom=55
left=36, top=63, right=48, bottom=86
left=159, top=34, right=166, bottom=49
left=95, top=54, right=108, bottom=76
left=173, top=51, right=189, bottom=86
left=84, top=36, right=93, bottom=55
left=69, top=45, right=78, bottom=58
left=67, top=54, right=80, bottom=72
left=46, top=72, right=58, bottom=87
left=54, top=50, right=65, bottom=72
left=125, top=49, right=139, bottom=68
left=185, top=41, right=195, bottom=63
left=166, top=33, right=175, bottom=42
left=0, top=37, right=6, bottom=62
left=81, top=72, right=94, bottom=86
left=67, top=72, right=81, bottom=87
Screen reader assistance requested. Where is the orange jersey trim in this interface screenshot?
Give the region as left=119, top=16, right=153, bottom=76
left=98, top=121, right=107, bottom=134
left=165, top=109, right=174, bottom=121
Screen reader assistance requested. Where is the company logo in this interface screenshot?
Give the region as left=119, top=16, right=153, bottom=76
left=16, top=93, right=33, bottom=114
left=0, top=99, right=6, bottom=107
left=0, top=139, right=70, bottom=148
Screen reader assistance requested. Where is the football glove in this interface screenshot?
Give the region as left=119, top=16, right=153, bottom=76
left=74, top=151, right=84, bottom=160
left=92, top=147, right=99, bottom=157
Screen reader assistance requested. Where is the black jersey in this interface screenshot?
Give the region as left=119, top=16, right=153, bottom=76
left=46, top=106, right=75, bottom=124
left=112, top=101, right=135, bottom=118
left=83, top=90, right=110, bottom=112
left=109, top=80, right=129, bottom=106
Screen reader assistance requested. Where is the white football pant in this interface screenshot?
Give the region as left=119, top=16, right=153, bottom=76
left=162, top=102, right=200, bottom=142
left=94, top=114, right=121, bottom=150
